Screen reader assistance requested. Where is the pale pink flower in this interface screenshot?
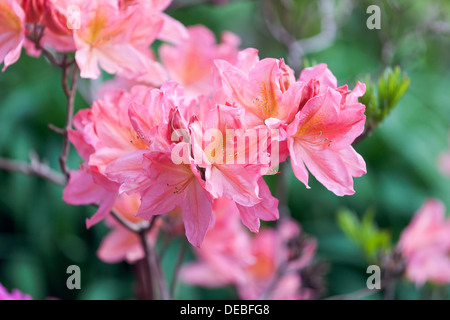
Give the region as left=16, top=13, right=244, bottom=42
left=398, top=199, right=450, bottom=286
left=0, top=0, right=25, bottom=71
left=97, top=193, right=159, bottom=263
left=73, top=1, right=165, bottom=79
left=0, top=283, right=32, bottom=300
left=160, top=25, right=240, bottom=99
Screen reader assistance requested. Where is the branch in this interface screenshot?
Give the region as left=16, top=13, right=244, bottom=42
left=0, top=152, right=66, bottom=186
left=58, top=57, right=79, bottom=181
left=263, top=0, right=337, bottom=72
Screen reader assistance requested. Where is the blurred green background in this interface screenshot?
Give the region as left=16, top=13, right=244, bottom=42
left=0, top=0, right=449, bottom=300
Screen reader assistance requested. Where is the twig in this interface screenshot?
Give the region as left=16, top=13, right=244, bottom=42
left=0, top=152, right=66, bottom=186
left=139, top=228, right=159, bottom=300
left=137, top=216, right=170, bottom=300
left=58, top=57, right=79, bottom=180
left=110, top=209, right=146, bottom=233
left=263, top=0, right=337, bottom=72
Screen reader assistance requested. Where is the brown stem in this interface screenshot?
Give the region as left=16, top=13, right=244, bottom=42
left=138, top=230, right=159, bottom=300
left=0, top=152, right=66, bottom=186
left=58, top=57, right=79, bottom=181
left=110, top=213, right=170, bottom=300
left=145, top=217, right=171, bottom=300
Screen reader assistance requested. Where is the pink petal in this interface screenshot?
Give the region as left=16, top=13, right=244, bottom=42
left=181, top=180, right=213, bottom=247
left=299, top=63, right=337, bottom=89
left=157, top=13, right=189, bottom=44
left=206, top=165, right=261, bottom=206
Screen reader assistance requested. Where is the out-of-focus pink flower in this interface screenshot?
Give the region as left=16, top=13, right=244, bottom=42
left=0, top=283, right=32, bottom=300
left=398, top=199, right=450, bottom=286
left=118, top=0, right=188, bottom=44
left=0, top=0, right=25, bottom=71
left=237, top=219, right=317, bottom=300
left=97, top=193, right=160, bottom=263
left=180, top=197, right=253, bottom=286
left=182, top=214, right=317, bottom=300
left=160, top=25, right=240, bottom=99
left=438, top=131, right=450, bottom=176
left=73, top=1, right=162, bottom=79
left=438, top=151, right=450, bottom=176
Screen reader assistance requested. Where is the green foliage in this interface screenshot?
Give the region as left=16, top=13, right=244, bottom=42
left=337, top=208, right=391, bottom=263
left=360, top=66, right=410, bottom=131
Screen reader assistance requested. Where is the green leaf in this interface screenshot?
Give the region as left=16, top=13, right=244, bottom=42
left=336, top=208, right=392, bottom=263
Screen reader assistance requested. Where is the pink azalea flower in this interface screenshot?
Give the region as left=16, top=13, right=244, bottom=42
left=160, top=25, right=240, bottom=99
left=0, top=0, right=25, bottom=71
left=286, top=87, right=366, bottom=196
left=188, top=104, right=279, bottom=232
left=0, top=283, right=32, bottom=300
left=398, top=199, right=450, bottom=286
left=100, top=84, right=219, bottom=247
left=214, top=56, right=296, bottom=128
left=63, top=164, right=119, bottom=228
left=135, top=151, right=213, bottom=247
left=64, top=85, right=159, bottom=227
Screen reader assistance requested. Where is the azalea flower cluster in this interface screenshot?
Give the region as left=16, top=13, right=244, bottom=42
left=1, top=0, right=367, bottom=248
left=8, top=5, right=364, bottom=253
left=62, top=51, right=367, bottom=248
